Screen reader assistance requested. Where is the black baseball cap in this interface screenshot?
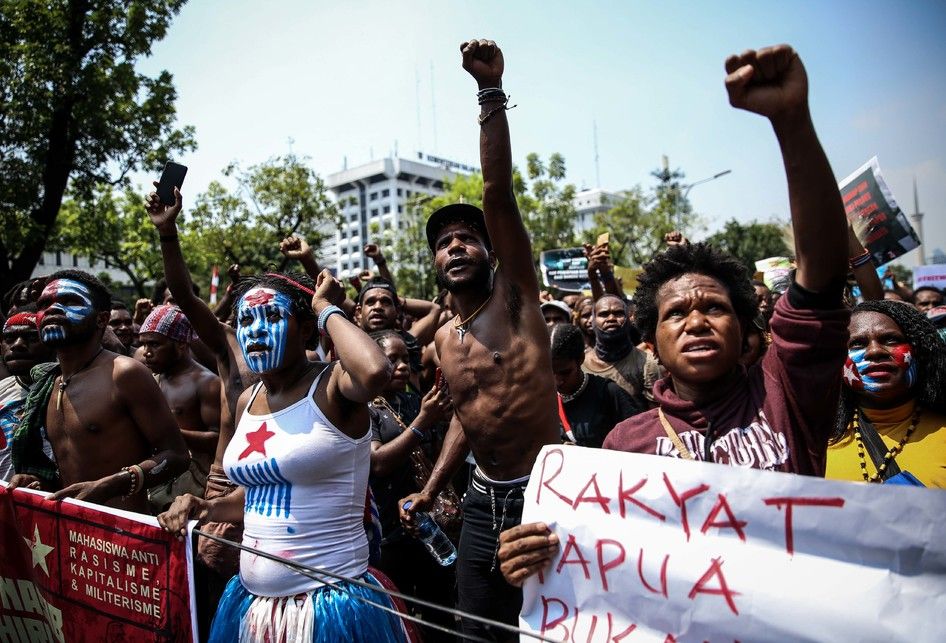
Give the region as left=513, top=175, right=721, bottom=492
left=425, top=203, right=492, bottom=252
left=357, top=278, right=398, bottom=305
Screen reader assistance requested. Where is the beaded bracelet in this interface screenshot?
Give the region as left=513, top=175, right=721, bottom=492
left=121, top=465, right=144, bottom=498
left=849, top=250, right=872, bottom=270
left=477, top=87, right=507, bottom=105
left=317, top=305, right=346, bottom=336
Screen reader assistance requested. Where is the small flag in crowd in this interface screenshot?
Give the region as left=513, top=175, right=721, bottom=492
left=210, top=265, right=220, bottom=304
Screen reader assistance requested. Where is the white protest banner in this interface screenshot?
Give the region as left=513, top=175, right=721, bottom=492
left=913, top=264, right=946, bottom=291
left=519, top=446, right=946, bottom=642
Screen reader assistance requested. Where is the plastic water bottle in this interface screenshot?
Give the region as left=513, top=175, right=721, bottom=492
left=403, top=501, right=457, bottom=566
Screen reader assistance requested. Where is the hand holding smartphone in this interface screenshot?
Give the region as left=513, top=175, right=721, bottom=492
left=157, top=161, right=188, bottom=206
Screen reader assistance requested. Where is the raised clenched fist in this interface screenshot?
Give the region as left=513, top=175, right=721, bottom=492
left=724, top=44, right=808, bottom=120
left=461, top=39, right=504, bottom=88
left=312, top=269, right=346, bottom=313
left=279, top=235, right=311, bottom=260
left=227, top=263, right=241, bottom=283
left=664, top=230, right=690, bottom=248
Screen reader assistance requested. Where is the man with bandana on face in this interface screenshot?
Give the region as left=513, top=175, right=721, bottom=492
left=139, top=305, right=221, bottom=509
left=826, top=300, right=946, bottom=487
left=0, top=306, right=55, bottom=482
left=8, top=270, right=189, bottom=514
left=581, top=294, right=651, bottom=406
left=398, top=39, right=562, bottom=640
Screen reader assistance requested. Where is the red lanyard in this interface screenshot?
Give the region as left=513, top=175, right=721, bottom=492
left=557, top=393, right=576, bottom=443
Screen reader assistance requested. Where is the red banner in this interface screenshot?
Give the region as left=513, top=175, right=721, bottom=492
left=0, top=483, right=196, bottom=642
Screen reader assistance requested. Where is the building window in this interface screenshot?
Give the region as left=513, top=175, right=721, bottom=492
left=406, top=190, right=412, bottom=197
left=381, top=189, right=390, bottom=198
left=398, top=205, right=403, bottom=213
left=72, top=254, right=79, bottom=267
left=342, top=262, right=349, bottom=271
left=370, top=192, right=378, bottom=201
left=383, top=205, right=391, bottom=214
left=397, top=188, right=403, bottom=196
left=371, top=208, right=379, bottom=217
left=55, top=251, right=62, bottom=266
left=349, top=212, right=358, bottom=222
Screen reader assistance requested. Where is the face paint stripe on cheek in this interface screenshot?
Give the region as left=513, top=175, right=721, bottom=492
left=847, top=348, right=881, bottom=391
left=890, top=343, right=917, bottom=389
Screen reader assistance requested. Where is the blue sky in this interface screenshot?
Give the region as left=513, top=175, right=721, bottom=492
left=136, top=0, right=946, bottom=265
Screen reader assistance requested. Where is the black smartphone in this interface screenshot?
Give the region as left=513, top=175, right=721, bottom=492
left=157, top=161, right=188, bottom=205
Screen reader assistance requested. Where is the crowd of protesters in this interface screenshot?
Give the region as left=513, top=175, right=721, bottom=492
left=2, top=38, right=945, bottom=643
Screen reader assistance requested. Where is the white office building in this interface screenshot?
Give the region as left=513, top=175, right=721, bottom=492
left=325, top=153, right=474, bottom=278
left=572, top=188, right=620, bottom=235
left=31, top=251, right=129, bottom=283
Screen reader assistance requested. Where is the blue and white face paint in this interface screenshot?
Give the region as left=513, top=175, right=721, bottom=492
left=237, top=287, right=294, bottom=373
left=844, top=343, right=917, bottom=394
left=37, top=279, right=96, bottom=344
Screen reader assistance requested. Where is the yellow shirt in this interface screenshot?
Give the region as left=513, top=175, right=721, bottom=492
left=826, top=400, right=946, bottom=488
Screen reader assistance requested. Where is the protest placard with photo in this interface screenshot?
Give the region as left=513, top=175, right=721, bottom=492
left=518, top=445, right=946, bottom=642
left=0, top=482, right=197, bottom=642
left=839, top=157, right=921, bottom=266
left=540, top=248, right=591, bottom=293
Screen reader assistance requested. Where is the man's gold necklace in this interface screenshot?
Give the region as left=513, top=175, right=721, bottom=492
left=454, top=292, right=493, bottom=344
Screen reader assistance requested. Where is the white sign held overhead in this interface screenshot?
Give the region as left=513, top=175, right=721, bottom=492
left=913, top=264, right=946, bottom=291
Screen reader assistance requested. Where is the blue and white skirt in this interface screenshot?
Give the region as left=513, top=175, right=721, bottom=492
left=209, top=572, right=410, bottom=643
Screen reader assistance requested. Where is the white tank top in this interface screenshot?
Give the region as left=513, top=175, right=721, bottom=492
left=222, top=366, right=371, bottom=597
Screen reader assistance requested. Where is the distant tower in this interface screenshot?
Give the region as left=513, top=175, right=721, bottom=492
left=911, top=177, right=925, bottom=266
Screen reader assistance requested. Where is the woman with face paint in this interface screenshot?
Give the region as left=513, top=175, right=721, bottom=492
left=826, top=300, right=946, bottom=487
left=158, top=270, right=412, bottom=642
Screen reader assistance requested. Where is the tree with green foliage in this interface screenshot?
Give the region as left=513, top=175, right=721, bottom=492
left=54, top=186, right=164, bottom=298
left=518, top=152, right=579, bottom=261
left=0, top=0, right=195, bottom=295
left=704, top=218, right=791, bottom=274
left=186, top=154, right=342, bottom=275
left=592, top=163, right=700, bottom=267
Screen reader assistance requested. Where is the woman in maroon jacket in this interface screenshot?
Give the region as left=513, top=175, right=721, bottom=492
left=496, top=42, right=852, bottom=587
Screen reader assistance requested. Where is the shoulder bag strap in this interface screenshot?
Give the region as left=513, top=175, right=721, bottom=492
left=856, top=411, right=901, bottom=480
left=658, top=408, right=695, bottom=460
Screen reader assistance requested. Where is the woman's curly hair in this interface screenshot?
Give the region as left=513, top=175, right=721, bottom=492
left=634, top=242, right=758, bottom=343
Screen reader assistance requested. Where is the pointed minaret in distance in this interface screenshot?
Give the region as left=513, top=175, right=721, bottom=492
left=910, top=176, right=925, bottom=266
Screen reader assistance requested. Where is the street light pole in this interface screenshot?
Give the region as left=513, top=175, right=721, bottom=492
left=677, top=169, right=732, bottom=227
